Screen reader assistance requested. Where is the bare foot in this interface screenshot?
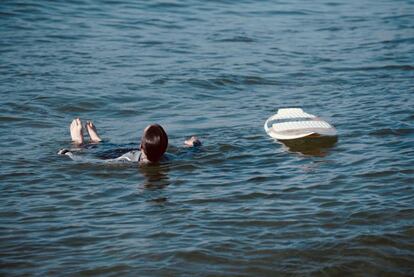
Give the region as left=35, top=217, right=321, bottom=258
left=184, top=136, right=201, bottom=147
left=70, top=118, right=84, bottom=144
left=86, top=121, right=102, bottom=142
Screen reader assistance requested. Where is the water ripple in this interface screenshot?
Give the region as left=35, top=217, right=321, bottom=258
left=1, top=0, right=413, bottom=276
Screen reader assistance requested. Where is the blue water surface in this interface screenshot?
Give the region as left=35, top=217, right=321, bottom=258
left=0, top=0, right=413, bottom=276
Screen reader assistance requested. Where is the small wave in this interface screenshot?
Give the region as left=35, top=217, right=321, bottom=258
left=45, top=34, right=88, bottom=41
left=185, top=75, right=278, bottom=89
left=76, top=264, right=133, bottom=276
left=248, top=10, right=315, bottom=16
left=316, top=26, right=342, bottom=32
left=0, top=11, right=16, bottom=17
left=0, top=115, right=27, bottom=123
left=357, top=170, right=400, bottom=178
left=323, top=65, right=414, bottom=72
left=214, top=36, right=255, bottom=43
left=369, top=128, right=414, bottom=137
left=146, top=2, right=187, bottom=9
left=325, top=2, right=344, bottom=6
left=137, top=40, right=164, bottom=46
left=382, top=37, right=414, bottom=45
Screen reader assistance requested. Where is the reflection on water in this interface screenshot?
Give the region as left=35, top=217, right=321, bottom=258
left=139, top=163, right=171, bottom=203
left=279, top=136, right=338, bottom=157
left=139, top=163, right=171, bottom=190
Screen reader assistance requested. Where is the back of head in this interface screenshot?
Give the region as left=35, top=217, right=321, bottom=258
left=141, top=124, right=168, bottom=163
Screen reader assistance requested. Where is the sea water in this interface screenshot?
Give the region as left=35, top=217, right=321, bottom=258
left=0, top=0, right=413, bottom=275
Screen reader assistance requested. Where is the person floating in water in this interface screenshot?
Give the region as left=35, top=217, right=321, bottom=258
left=58, top=118, right=201, bottom=164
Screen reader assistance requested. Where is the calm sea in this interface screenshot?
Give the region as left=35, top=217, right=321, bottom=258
left=1, top=0, right=413, bottom=276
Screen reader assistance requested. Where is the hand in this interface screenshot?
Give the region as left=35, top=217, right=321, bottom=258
left=57, top=148, right=70, bottom=155
left=184, top=136, right=202, bottom=147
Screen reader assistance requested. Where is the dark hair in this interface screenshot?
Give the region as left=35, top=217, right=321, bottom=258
left=141, top=124, right=168, bottom=162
